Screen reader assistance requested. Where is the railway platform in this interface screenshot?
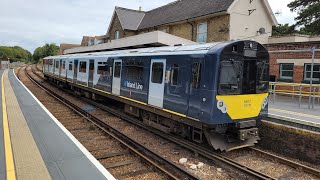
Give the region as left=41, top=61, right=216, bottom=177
left=0, top=69, right=115, bottom=180
left=268, top=95, right=320, bottom=128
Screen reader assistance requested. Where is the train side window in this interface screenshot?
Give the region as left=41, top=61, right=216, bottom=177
left=55, top=61, right=59, bottom=68
left=151, top=62, right=164, bottom=84
left=79, top=61, right=87, bottom=73
left=97, top=63, right=109, bottom=75
left=191, top=63, right=202, bottom=89
left=69, top=62, right=73, bottom=71
left=62, top=61, right=66, bottom=69
left=89, top=60, right=94, bottom=71
left=125, top=61, right=144, bottom=81
left=171, top=64, right=179, bottom=86
left=114, top=62, right=121, bottom=78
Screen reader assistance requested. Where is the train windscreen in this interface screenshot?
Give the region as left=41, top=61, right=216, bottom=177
left=219, top=60, right=242, bottom=95
left=218, top=41, right=269, bottom=95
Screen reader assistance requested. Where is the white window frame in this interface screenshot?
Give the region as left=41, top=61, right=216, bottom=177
left=197, top=23, right=207, bottom=43
left=115, top=31, right=120, bottom=39
left=87, top=37, right=92, bottom=46
left=304, top=63, right=320, bottom=81
left=279, top=63, right=294, bottom=80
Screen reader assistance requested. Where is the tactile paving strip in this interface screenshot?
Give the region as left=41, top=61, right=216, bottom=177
left=4, top=70, right=51, bottom=180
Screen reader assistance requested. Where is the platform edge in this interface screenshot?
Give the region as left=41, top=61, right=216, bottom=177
left=12, top=69, right=115, bottom=180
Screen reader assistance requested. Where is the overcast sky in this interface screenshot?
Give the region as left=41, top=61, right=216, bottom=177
left=0, top=0, right=297, bottom=53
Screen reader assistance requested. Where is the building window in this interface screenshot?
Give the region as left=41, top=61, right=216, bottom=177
left=304, top=63, right=320, bottom=81
left=197, top=23, right=207, bottom=43
left=160, top=29, right=167, bottom=33
left=279, top=63, right=294, bottom=80
left=171, top=64, right=179, bottom=86
left=79, top=61, right=87, bottom=73
left=87, top=40, right=92, bottom=46
left=115, top=31, right=120, bottom=39
left=151, top=63, right=164, bottom=84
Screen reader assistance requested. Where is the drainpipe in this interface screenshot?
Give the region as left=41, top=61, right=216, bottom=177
left=187, top=21, right=194, bottom=41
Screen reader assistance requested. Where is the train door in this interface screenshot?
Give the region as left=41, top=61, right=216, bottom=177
left=53, top=60, right=56, bottom=75
left=148, top=59, right=166, bottom=108
left=73, top=60, right=78, bottom=83
left=112, top=59, right=122, bottom=95
left=187, top=58, right=203, bottom=119
left=59, top=59, right=62, bottom=78
left=88, top=59, right=94, bottom=87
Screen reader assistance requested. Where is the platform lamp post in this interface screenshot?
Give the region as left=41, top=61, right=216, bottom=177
left=308, top=47, right=316, bottom=109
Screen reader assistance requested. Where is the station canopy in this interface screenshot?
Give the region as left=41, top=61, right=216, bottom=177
left=64, top=31, right=197, bottom=54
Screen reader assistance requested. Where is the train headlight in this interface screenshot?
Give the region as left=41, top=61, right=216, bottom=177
left=217, top=100, right=228, bottom=114
left=261, top=97, right=268, bottom=109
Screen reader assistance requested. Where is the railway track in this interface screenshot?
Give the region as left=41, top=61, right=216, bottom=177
left=249, top=147, right=320, bottom=177
left=22, top=65, right=199, bottom=180
left=29, top=65, right=320, bottom=179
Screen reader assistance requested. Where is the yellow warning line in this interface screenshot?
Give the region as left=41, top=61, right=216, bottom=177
left=269, top=108, right=320, bottom=120
left=2, top=71, right=16, bottom=180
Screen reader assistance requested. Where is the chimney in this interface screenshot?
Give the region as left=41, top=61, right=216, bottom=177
left=139, top=6, right=142, bottom=11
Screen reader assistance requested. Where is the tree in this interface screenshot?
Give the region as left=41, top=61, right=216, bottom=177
left=0, top=46, right=32, bottom=62
left=288, top=0, right=320, bottom=35
left=272, top=24, right=297, bottom=36
left=33, top=43, right=59, bottom=63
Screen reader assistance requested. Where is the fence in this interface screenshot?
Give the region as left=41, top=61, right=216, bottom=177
left=269, top=82, right=320, bottom=109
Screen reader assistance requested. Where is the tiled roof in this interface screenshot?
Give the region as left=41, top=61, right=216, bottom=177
left=115, top=7, right=145, bottom=30
left=114, top=0, right=234, bottom=31
left=138, top=0, right=234, bottom=29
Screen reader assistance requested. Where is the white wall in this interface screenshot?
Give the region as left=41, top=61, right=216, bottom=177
left=229, top=0, right=274, bottom=44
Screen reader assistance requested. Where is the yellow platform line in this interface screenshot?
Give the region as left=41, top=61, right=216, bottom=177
left=269, top=108, right=320, bottom=120
left=2, top=72, right=16, bottom=180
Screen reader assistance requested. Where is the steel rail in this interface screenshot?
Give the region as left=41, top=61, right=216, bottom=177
left=74, top=96, right=275, bottom=179
left=250, top=147, right=320, bottom=178
left=25, top=65, right=199, bottom=180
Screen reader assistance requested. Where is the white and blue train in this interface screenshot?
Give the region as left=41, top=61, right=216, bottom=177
left=43, top=40, right=269, bottom=151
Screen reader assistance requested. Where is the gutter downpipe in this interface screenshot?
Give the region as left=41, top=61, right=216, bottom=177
left=187, top=20, right=194, bottom=42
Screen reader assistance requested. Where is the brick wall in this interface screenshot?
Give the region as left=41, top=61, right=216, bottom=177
left=169, top=23, right=193, bottom=41
left=266, top=42, right=320, bottom=83
left=259, top=121, right=320, bottom=164
left=207, top=15, right=230, bottom=42
left=108, top=15, right=124, bottom=40
left=135, top=15, right=230, bottom=43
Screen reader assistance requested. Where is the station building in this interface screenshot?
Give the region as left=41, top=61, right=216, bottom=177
left=105, top=0, right=277, bottom=44
left=59, top=0, right=320, bottom=86
left=61, top=0, right=277, bottom=54
left=266, top=35, right=320, bottom=84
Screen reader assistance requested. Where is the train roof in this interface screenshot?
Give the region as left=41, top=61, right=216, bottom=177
left=44, top=40, right=262, bottom=60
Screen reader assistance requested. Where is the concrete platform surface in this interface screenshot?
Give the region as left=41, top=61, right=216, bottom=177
left=0, top=69, right=115, bottom=180
left=268, top=95, right=320, bottom=127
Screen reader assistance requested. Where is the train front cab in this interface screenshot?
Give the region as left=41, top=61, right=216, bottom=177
left=205, top=41, right=269, bottom=151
